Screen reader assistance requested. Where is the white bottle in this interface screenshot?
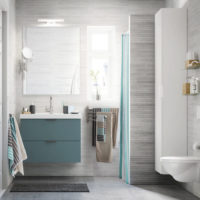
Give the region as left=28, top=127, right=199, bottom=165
left=190, top=77, right=197, bottom=94
left=195, top=78, right=200, bottom=94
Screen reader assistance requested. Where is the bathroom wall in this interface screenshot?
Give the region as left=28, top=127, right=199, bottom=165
left=165, top=0, right=188, bottom=8
left=184, top=0, right=200, bottom=197
left=163, top=0, right=200, bottom=197
left=16, top=0, right=165, bottom=177
left=1, top=0, right=17, bottom=189
left=129, top=15, right=173, bottom=184
left=167, top=0, right=200, bottom=197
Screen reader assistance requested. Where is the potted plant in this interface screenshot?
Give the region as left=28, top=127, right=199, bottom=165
left=90, top=69, right=101, bottom=100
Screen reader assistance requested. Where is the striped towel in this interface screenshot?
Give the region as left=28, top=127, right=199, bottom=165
left=101, top=108, right=111, bottom=112
left=8, top=116, right=19, bottom=176
left=92, top=108, right=101, bottom=146
left=101, top=108, right=119, bottom=147
left=8, top=115, right=27, bottom=177
left=96, top=114, right=106, bottom=142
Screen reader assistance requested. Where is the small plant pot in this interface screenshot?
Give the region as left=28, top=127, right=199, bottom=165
left=96, top=93, right=101, bottom=101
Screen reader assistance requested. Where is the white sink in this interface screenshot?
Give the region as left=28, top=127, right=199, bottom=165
left=20, top=113, right=81, bottom=119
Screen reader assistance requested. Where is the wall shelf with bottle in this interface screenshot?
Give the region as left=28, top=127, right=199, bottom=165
left=182, top=77, right=200, bottom=95
left=183, top=51, right=200, bottom=95
left=185, top=60, right=200, bottom=69
left=185, top=51, right=200, bottom=69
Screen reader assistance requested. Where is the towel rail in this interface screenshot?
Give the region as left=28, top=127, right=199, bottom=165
left=86, top=106, right=118, bottom=122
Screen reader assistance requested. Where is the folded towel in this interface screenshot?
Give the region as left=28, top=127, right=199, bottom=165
left=101, top=108, right=119, bottom=147
left=96, top=112, right=113, bottom=162
left=92, top=108, right=101, bottom=146
left=96, top=114, right=106, bottom=142
left=8, top=115, right=27, bottom=177
left=96, top=114, right=105, bottom=123
left=110, top=108, right=119, bottom=147
left=101, top=108, right=111, bottom=112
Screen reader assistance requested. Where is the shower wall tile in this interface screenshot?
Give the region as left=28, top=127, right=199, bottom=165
left=188, top=0, right=200, bottom=154
left=183, top=0, right=200, bottom=197
left=129, top=15, right=173, bottom=184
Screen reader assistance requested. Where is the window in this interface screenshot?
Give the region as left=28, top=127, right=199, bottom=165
left=87, top=26, right=115, bottom=100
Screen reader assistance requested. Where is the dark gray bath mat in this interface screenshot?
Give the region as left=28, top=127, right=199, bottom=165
left=10, top=183, right=89, bottom=192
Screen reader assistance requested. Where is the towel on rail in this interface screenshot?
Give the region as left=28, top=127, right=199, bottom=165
left=96, top=112, right=113, bottom=162
left=101, top=108, right=119, bottom=147
left=8, top=115, right=27, bottom=177
left=92, top=108, right=101, bottom=146
left=96, top=114, right=106, bottom=142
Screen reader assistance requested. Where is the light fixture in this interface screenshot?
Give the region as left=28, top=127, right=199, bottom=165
left=22, top=47, right=32, bottom=60
left=20, top=47, right=33, bottom=73
left=37, top=18, right=64, bottom=26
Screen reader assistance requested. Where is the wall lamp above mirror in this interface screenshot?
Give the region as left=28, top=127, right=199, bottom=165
left=37, top=18, right=65, bottom=27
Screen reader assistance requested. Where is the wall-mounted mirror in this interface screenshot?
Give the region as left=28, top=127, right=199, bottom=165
left=23, top=26, right=80, bottom=95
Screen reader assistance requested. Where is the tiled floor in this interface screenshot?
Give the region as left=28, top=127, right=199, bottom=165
left=1, top=177, right=200, bottom=200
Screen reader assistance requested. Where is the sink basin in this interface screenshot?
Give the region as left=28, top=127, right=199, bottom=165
left=20, top=113, right=81, bottom=119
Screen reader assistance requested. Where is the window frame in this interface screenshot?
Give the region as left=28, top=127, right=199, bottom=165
left=87, top=26, right=115, bottom=101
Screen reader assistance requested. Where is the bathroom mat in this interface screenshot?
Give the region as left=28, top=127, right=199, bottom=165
left=10, top=183, right=89, bottom=192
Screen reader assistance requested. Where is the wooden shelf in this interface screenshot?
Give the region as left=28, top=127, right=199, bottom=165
left=185, top=60, right=200, bottom=69
left=186, top=65, right=200, bottom=69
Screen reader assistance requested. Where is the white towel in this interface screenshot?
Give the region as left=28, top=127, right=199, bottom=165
left=13, top=117, right=27, bottom=176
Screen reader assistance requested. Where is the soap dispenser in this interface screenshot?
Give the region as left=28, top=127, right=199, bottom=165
left=30, top=102, right=36, bottom=114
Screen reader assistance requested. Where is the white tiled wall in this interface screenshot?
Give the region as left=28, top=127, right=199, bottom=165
left=16, top=0, right=165, bottom=177
left=1, top=0, right=17, bottom=189
left=183, top=0, right=200, bottom=198
left=165, top=0, right=188, bottom=8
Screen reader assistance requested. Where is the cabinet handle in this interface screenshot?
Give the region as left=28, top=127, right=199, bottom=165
left=45, top=140, right=56, bottom=143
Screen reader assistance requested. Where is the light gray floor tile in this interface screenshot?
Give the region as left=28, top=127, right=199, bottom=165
left=1, top=177, right=199, bottom=200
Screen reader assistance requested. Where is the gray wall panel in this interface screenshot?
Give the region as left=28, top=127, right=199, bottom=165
left=129, top=15, right=173, bottom=184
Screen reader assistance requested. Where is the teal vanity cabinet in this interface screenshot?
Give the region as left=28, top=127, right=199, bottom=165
left=20, top=114, right=81, bottom=163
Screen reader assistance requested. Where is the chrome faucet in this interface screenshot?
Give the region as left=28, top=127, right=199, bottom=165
left=49, top=96, right=53, bottom=114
